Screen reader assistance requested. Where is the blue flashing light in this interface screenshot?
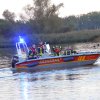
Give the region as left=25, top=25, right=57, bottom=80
left=19, top=36, right=25, bottom=43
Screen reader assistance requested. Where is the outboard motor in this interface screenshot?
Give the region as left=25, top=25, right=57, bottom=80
left=11, top=55, right=19, bottom=68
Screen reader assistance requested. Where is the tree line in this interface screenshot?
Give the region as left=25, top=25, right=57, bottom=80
left=0, top=0, right=100, bottom=38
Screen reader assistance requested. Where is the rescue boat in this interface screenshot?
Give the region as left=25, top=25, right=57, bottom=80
left=11, top=36, right=100, bottom=70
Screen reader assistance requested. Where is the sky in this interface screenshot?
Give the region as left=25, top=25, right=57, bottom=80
left=0, top=0, right=100, bottom=18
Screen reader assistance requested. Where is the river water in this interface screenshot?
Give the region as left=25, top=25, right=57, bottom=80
left=0, top=45, right=100, bottom=100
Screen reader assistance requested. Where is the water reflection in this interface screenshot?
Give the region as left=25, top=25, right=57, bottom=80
left=0, top=64, right=100, bottom=100
left=15, top=66, right=100, bottom=100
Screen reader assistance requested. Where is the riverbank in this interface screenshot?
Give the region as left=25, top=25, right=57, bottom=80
left=0, top=29, right=100, bottom=48
left=0, top=43, right=15, bottom=48
left=39, top=29, right=100, bottom=44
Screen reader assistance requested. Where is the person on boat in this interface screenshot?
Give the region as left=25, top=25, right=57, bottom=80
left=37, top=41, right=45, bottom=56
left=28, top=44, right=37, bottom=59
left=12, top=55, right=19, bottom=68
left=52, top=46, right=56, bottom=56
left=52, top=46, right=62, bottom=56
left=30, top=44, right=37, bottom=54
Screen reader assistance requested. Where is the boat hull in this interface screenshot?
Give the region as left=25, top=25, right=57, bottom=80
left=15, top=53, right=100, bottom=70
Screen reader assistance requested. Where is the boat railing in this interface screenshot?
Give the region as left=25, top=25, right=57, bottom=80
left=16, top=36, right=29, bottom=62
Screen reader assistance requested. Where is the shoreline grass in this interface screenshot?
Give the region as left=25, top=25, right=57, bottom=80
left=0, top=29, right=100, bottom=48
left=39, top=29, right=100, bottom=44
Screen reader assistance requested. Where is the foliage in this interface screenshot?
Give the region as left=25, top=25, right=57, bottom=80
left=3, top=10, right=16, bottom=22
left=1, top=0, right=100, bottom=44
left=0, top=19, right=13, bottom=37
left=20, top=0, right=63, bottom=33
left=38, top=29, right=100, bottom=44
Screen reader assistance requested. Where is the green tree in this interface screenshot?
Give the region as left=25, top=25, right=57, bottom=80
left=2, top=10, right=16, bottom=22
left=0, top=19, right=13, bottom=37
left=63, top=16, right=78, bottom=31
left=20, top=0, right=63, bottom=33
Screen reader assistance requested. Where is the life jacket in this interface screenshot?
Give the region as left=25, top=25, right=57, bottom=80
left=38, top=44, right=45, bottom=56
left=53, top=47, right=60, bottom=56
left=54, top=48, right=60, bottom=53
left=28, top=50, right=34, bottom=59
left=30, top=47, right=36, bottom=54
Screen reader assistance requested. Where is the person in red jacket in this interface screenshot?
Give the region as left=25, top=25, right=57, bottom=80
left=53, top=46, right=62, bottom=56
left=28, top=44, right=37, bottom=59
left=30, top=44, right=36, bottom=54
